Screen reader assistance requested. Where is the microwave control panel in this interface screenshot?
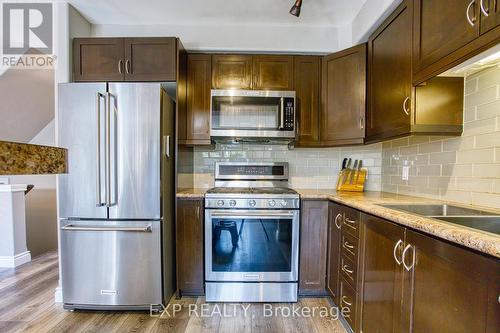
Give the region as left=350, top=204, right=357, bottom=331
left=283, top=97, right=295, bottom=131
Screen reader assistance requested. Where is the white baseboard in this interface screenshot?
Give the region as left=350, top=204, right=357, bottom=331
left=54, top=286, right=63, bottom=303
left=0, top=251, right=31, bottom=268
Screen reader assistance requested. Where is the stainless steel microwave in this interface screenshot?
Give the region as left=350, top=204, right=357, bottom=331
left=210, top=89, right=296, bottom=140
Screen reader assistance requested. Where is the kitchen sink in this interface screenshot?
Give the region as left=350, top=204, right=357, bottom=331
left=379, top=204, right=500, bottom=235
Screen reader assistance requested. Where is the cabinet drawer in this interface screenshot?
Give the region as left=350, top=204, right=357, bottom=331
left=342, top=207, right=360, bottom=238
left=341, top=232, right=358, bottom=263
left=340, top=254, right=357, bottom=289
left=340, top=278, right=357, bottom=331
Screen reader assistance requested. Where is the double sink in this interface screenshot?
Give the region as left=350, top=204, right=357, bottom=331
left=379, top=204, right=500, bottom=235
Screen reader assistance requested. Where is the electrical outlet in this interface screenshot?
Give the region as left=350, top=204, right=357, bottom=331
left=0, top=177, right=9, bottom=185
left=402, top=166, right=410, bottom=181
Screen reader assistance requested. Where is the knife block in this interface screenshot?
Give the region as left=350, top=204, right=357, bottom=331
left=336, top=168, right=367, bottom=192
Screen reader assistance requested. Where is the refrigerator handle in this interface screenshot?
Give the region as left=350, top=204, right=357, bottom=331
left=105, top=92, right=112, bottom=207
left=96, top=92, right=105, bottom=207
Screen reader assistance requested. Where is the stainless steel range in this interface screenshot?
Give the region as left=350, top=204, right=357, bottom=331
left=205, top=162, right=300, bottom=302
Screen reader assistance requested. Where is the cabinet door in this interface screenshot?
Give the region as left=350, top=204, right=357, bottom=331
left=212, top=55, right=252, bottom=89
left=252, top=55, right=294, bottom=90
left=299, top=200, right=328, bottom=295
left=367, top=0, right=412, bottom=142
left=73, top=38, right=124, bottom=82
left=176, top=199, right=204, bottom=295
left=326, top=202, right=343, bottom=305
left=403, top=230, right=500, bottom=333
left=124, top=37, right=176, bottom=81
left=480, top=0, right=500, bottom=34
left=321, top=44, right=366, bottom=146
left=294, top=56, right=320, bottom=145
left=413, top=0, right=480, bottom=75
left=359, top=213, right=405, bottom=333
left=186, top=54, right=212, bottom=144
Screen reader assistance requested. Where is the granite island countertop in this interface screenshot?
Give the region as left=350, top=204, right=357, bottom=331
left=0, top=141, right=67, bottom=175
left=177, top=188, right=500, bottom=258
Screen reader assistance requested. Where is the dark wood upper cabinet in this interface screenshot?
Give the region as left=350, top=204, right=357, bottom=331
left=124, top=37, right=177, bottom=81
left=299, top=200, right=328, bottom=296
left=413, top=0, right=479, bottom=76
left=367, top=0, right=413, bottom=143
left=73, top=37, right=178, bottom=82
left=186, top=54, right=212, bottom=144
left=176, top=199, right=205, bottom=296
left=73, top=38, right=124, bottom=82
left=321, top=44, right=366, bottom=146
left=480, top=0, right=500, bottom=34
left=252, top=55, right=294, bottom=90
left=294, top=56, right=321, bottom=145
left=413, top=0, right=500, bottom=84
left=326, top=202, right=342, bottom=305
left=403, top=230, right=500, bottom=333
left=359, top=213, right=406, bottom=333
left=211, top=54, right=252, bottom=89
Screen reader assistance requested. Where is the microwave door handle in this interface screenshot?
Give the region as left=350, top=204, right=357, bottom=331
left=279, top=97, right=285, bottom=130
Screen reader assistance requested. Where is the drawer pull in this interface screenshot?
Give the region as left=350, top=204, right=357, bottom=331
left=342, top=296, right=352, bottom=306
left=344, top=241, right=354, bottom=249
left=345, top=218, right=356, bottom=225
left=342, top=264, right=354, bottom=275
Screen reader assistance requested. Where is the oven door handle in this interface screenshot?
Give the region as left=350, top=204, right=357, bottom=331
left=210, top=211, right=295, bottom=219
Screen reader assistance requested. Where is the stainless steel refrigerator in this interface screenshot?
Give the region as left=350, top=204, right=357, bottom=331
left=58, top=82, right=175, bottom=310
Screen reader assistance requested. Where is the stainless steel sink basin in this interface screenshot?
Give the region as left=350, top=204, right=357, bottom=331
left=379, top=204, right=499, bottom=217
left=378, top=204, right=500, bottom=235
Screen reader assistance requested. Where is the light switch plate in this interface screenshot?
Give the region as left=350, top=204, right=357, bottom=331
left=0, top=177, right=10, bottom=184
left=402, top=166, right=410, bottom=181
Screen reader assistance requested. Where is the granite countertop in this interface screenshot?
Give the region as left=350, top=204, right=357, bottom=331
left=177, top=188, right=500, bottom=258
left=0, top=141, right=67, bottom=175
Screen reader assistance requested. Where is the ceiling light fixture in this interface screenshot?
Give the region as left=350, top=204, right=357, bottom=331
left=289, top=0, right=303, bottom=17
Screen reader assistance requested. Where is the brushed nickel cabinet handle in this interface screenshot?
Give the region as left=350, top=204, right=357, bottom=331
left=334, top=213, right=342, bottom=229
left=402, top=244, right=416, bottom=271
left=344, top=241, right=354, bottom=249
left=467, top=0, right=477, bottom=26
left=342, top=264, right=354, bottom=274
left=125, top=59, right=131, bottom=74
left=118, top=59, right=123, bottom=74
left=393, top=239, right=403, bottom=265
left=480, top=0, right=489, bottom=16
left=341, top=296, right=352, bottom=306
left=359, top=116, right=364, bottom=129
left=345, top=217, right=356, bottom=225
left=403, top=96, right=410, bottom=116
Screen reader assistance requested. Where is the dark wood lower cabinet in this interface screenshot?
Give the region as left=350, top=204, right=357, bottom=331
left=176, top=198, right=204, bottom=296
left=327, top=202, right=343, bottom=305
left=403, top=230, right=500, bottom=333
left=359, top=213, right=405, bottom=333
left=299, top=200, right=328, bottom=295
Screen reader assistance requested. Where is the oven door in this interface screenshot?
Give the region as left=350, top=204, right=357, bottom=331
left=205, top=209, right=299, bottom=282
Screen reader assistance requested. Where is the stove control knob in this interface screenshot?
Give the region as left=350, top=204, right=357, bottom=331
left=268, top=200, right=276, bottom=207
left=249, top=200, right=256, bottom=207
left=280, top=200, right=288, bottom=207
left=229, top=200, right=237, bottom=207
left=217, top=200, right=224, bottom=207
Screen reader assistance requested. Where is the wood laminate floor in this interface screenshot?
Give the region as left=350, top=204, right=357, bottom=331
left=0, top=252, right=348, bottom=333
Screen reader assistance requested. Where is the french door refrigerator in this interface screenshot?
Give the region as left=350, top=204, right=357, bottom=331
left=58, top=82, right=175, bottom=310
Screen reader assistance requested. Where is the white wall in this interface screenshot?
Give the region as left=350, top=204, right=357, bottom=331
left=351, top=0, right=403, bottom=43
left=92, top=24, right=341, bottom=53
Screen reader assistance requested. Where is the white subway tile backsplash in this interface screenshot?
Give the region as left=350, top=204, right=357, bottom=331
left=457, top=148, right=495, bottom=164
left=381, top=65, right=500, bottom=209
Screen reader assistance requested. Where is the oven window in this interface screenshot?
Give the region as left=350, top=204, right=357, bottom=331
left=211, top=217, right=292, bottom=272
left=212, top=96, right=281, bottom=130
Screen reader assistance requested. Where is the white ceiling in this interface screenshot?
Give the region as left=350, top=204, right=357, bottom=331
left=69, top=0, right=367, bottom=27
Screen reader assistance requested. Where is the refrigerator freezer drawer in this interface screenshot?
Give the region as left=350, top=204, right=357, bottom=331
left=60, top=219, right=162, bottom=309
